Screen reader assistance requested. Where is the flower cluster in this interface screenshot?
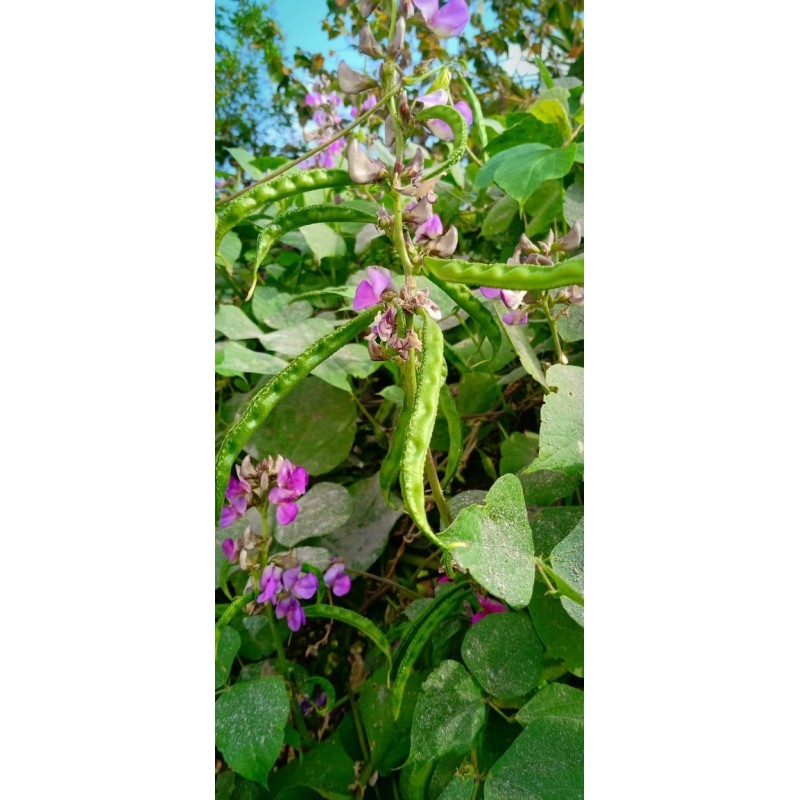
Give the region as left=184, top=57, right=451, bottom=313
left=219, top=455, right=308, bottom=528
left=255, top=559, right=351, bottom=632
left=479, top=224, right=583, bottom=325
left=301, top=84, right=348, bottom=169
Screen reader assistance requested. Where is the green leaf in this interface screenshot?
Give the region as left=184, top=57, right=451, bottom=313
left=501, top=315, right=549, bottom=389
left=216, top=305, right=265, bottom=340
left=575, top=142, right=584, bottom=163
left=484, top=718, right=584, bottom=800
left=524, top=180, right=564, bottom=238
left=300, top=223, right=346, bottom=261
left=215, top=677, right=289, bottom=785
left=476, top=144, right=576, bottom=206
left=461, top=611, right=544, bottom=698
left=311, top=343, right=380, bottom=393
left=549, top=519, right=584, bottom=626
left=317, top=473, right=402, bottom=570
left=485, top=117, right=564, bottom=155
left=360, top=666, right=424, bottom=774
left=529, top=577, right=583, bottom=674
left=258, top=318, right=337, bottom=358
left=481, top=193, right=519, bottom=238
left=226, top=147, right=264, bottom=180
left=457, top=372, right=501, bottom=415
left=439, top=475, right=536, bottom=608
left=500, top=432, right=540, bottom=475
left=518, top=470, right=580, bottom=507
left=523, top=365, right=583, bottom=477
left=557, top=305, right=584, bottom=343
left=516, top=684, right=584, bottom=727
left=215, top=626, right=241, bottom=689
left=531, top=98, right=572, bottom=142
left=251, top=286, right=313, bottom=329
left=438, top=775, right=476, bottom=800
left=563, top=172, right=584, bottom=233
left=274, top=482, right=353, bottom=547
left=378, top=385, right=406, bottom=405
left=535, top=56, right=554, bottom=89
left=529, top=507, right=584, bottom=558
left=218, top=231, right=243, bottom=270
left=215, top=341, right=288, bottom=377
left=536, top=86, right=572, bottom=116
left=408, top=660, right=486, bottom=763
left=233, top=614, right=287, bottom=661
left=245, top=376, right=356, bottom=475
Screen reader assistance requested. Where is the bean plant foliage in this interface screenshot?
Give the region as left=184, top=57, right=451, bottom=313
left=215, top=1, right=584, bottom=797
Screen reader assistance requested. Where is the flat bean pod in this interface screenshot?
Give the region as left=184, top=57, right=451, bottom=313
left=459, top=75, right=488, bottom=150
left=400, top=313, right=447, bottom=549
left=415, top=104, right=467, bottom=177
left=214, top=310, right=374, bottom=520
left=215, top=168, right=352, bottom=254
left=424, top=254, right=584, bottom=291
left=247, top=204, right=375, bottom=299
left=437, top=384, right=463, bottom=489
left=426, top=271, right=503, bottom=353
left=379, top=397, right=411, bottom=507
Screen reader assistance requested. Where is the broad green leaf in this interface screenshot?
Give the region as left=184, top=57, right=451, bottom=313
left=485, top=117, right=563, bottom=155
left=500, top=432, right=540, bottom=475
left=484, top=717, right=584, bottom=800
left=216, top=305, right=265, bottom=340
left=456, top=372, right=501, bottom=415
left=378, top=385, right=406, bottom=405
left=215, top=341, right=288, bottom=377
left=439, top=474, right=536, bottom=608
left=575, top=142, right=584, bottom=163
left=408, top=660, right=486, bottom=763
left=461, top=611, right=544, bottom=698
left=563, top=172, right=584, bottom=233
left=518, top=469, right=580, bottom=506
left=359, top=666, right=424, bottom=774
left=481, top=193, right=519, bottom=238
left=226, top=147, right=264, bottom=180
left=529, top=507, right=584, bottom=558
left=536, top=86, right=572, bottom=116
left=215, top=677, right=289, bottom=786
left=448, top=489, right=488, bottom=518
left=317, top=473, right=401, bottom=570
left=251, top=286, right=313, bottom=329
left=274, top=482, right=353, bottom=547
left=245, top=376, right=356, bottom=475
left=214, top=626, right=241, bottom=689
left=529, top=577, right=583, bottom=674
left=557, top=305, right=584, bottom=343
left=477, top=143, right=576, bottom=205
left=524, top=180, right=564, bottom=238
left=523, top=365, right=584, bottom=477
left=438, top=775, right=475, bottom=800
left=501, top=315, right=549, bottom=389
left=516, top=683, right=584, bottom=726
left=550, top=519, right=584, bottom=626
left=233, top=614, right=287, bottom=661
left=258, top=318, right=336, bottom=358
left=531, top=98, right=572, bottom=142
left=218, top=231, right=242, bottom=269
left=311, top=343, right=380, bottom=393
left=300, top=223, right=346, bottom=262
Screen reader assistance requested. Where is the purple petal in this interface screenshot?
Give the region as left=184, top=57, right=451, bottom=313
left=429, top=0, right=470, bottom=37
left=219, top=505, right=241, bottom=528
left=500, top=289, right=527, bottom=309
left=283, top=463, right=309, bottom=495
left=275, top=595, right=294, bottom=620
left=479, top=595, right=507, bottom=615
left=502, top=311, right=528, bottom=325
left=426, top=118, right=454, bottom=139
left=332, top=575, right=351, bottom=597
left=353, top=280, right=381, bottom=310
left=282, top=566, right=301, bottom=593
left=366, top=265, right=395, bottom=296
left=305, top=92, right=322, bottom=107
left=260, top=565, right=283, bottom=590
left=276, top=501, right=299, bottom=525
left=480, top=286, right=502, bottom=299
left=230, top=494, right=248, bottom=516
left=416, top=89, right=450, bottom=109
left=415, top=214, right=444, bottom=240
left=413, top=0, right=440, bottom=23
left=292, top=571, right=319, bottom=600
left=268, top=486, right=296, bottom=505
left=362, top=94, right=377, bottom=111
left=286, top=599, right=306, bottom=632
left=324, top=562, right=346, bottom=588
left=222, top=538, right=238, bottom=563
left=471, top=611, right=487, bottom=625
left=454, top=100, right=473, bottom=127
left=225, top=476, right=249, bottom=502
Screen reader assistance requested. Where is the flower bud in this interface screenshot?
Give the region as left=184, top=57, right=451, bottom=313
left=337, top=60, right=378, bottom=95
left=401, top=147, right=424, bottom=180
left=538, top=228, right=555, bottom=254
left=358, top=24, right=384, bottom=58
left=388, top=15, right=406, bottom=58
left=555, top=222, right=582, bottom=252
left=346, top=139, right=388, bottom=184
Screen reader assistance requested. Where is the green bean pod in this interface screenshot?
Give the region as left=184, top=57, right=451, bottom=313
left=215, top=168, right=352, bottom=254
left=400, top=313, right=447, bottom=549
left=247, top=204, right=376, bottom=299
left=438, top=384, right=463, bottom=489
left=379, top=397, right=411, bottom=507
left=426, top=271, right=503, bottom=353
left=214, top=310, right=374, bottom=520
left=424, top=254, right=584, bottom=291
left=415, top=104, right=467, bottom=177
left=458, top=75, right=488, bottom=150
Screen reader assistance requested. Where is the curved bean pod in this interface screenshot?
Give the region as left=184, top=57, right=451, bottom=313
left=247, top=204, right=376, bottom=299
left=424, top=254, right=584, bottom=291
left=426, top=271, right=503, bottom=353
left=437, top=384, right=462, bottom=489
left=458, top=75, right=488, bottom=150
left=400, top=313, right=447, bottom=549
left=415, top=104, right=467, bottom=177
left=215, top=168, right=352, bottom=254
left=214, top=310, right=375, bottom=520
left=379, top=397, right=411, bottom=507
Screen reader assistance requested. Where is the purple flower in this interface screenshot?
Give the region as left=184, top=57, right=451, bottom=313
left=305, top=91, right=324, bottom=107
left=423, top=99, right=473, bottom=140
left=323, top=562, right=352, bottom=597
left=413, top=0, right=470, bottom=38
left=275, top=595, right=306, bottom=632
left=414, top=213, right=444, bottom=242
left=471, top=594, right=506, bottom=625
left=257, top=565, right=283, bottom=605
left=502, top=309, right=529, bottom=325
left=219, top=476, right=250, bottom=527
left=221, top=538, right=239, bottom=564
left=267, top=459, right=308, bottom=526
left=282, top=566, right=319, bottom=600
left=312, top=109, right=328, bottom=126
left=353, top=266, right=396, bottom=310
left=416, top=89, right=449, bottom=109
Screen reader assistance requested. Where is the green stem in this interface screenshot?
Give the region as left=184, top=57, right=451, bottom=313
left=265, top=602, right=289, bottom=674
left=541, top=296, right=567, bottom=365
left=426, top=449, right=452, bottom=528
left=215, top=84, right=403, bottom=207
left=535, top=558, right=584, bottom=606
left=354, top=394, right=387, bottom=445
left=215, top=591, right=256, bottom=657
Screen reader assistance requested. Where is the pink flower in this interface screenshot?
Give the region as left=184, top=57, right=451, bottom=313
left=471, top=594, right=506, bottom=624
left=413, top=0, right=470, bottom=38
left=267, top=459, right=308, bottom=525
left=353, top=266, right=396, bottom=310
left=219, top=476, right=250, bottom=527
left=282, top=566, right=319, bottom=600
left=221, top=538, right=239, bottom=564
left=413, top=213, right=444, bottom=242
left=275, top=595, right=306, bottom=632
left=323, top=561, right=351, bottom=597
left=257, top=565, right=284, bottom=605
